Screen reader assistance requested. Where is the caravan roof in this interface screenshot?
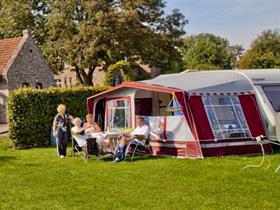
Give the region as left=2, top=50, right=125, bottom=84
left=141, top=70, right=254, bottom=94
left=237, top=69, right=280, bottom=85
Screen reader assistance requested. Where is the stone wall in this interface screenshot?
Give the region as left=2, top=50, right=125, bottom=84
left=54, top=66, right=106, bottom=87
left=0, top=76, right=9, bottom=123
left=6, top=37, right=54, bottom=91
left=92, top=69, right=106, bottom=86
left=54, top=66, right=77, bottom=87
left=55, top=64, right=160, bottom=88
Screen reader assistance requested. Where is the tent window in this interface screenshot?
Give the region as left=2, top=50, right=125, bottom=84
left=202, top=96, right=251, bottom=140
left=262, top=85, right=280, bottom=112
left=107, top=98, right=131, bottom=131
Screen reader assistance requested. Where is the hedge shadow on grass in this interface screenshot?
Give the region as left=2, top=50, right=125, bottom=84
left=0, top=155, right=18, bottom=163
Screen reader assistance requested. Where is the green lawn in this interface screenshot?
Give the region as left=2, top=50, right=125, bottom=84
left=0, top=136, right=280, bottom=210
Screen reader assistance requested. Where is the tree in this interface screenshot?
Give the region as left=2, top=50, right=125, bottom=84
left=42, top=0, right=187, bottom=85
left=0, top=0, right=49, bottom=45
left=0, top=0, right=187, bottom=85
left=239, top=29, right=280, bottom=69
left=0, top=0, right=33, bottom=38
left=181, top=33, right=243, bottom=70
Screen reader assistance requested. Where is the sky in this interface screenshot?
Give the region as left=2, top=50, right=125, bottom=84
left=165, top=0, right=280, bottom=49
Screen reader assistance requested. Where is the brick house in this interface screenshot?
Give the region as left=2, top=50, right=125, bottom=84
left=0, top=30, right=54, bottom=123
left=54, top=64, right=160, bottom=87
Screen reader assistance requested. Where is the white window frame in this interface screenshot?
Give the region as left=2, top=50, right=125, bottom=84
left=203, top=95, right=252, bottom=140
left=262, top=85, right=280, bottom=112
left=107, top=98, right=131, bottom=131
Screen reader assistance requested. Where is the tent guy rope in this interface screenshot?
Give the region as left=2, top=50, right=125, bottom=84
left=241, top=135, right=280, bottom=173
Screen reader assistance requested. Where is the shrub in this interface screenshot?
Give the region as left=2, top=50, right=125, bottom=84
left=104, top=60, right=134, bottom=86
left=8, top=86, right=107, bottom=149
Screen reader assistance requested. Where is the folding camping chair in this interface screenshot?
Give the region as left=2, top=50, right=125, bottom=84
left=113, top=134, right=152, bottom=161
left=128, top=134, right=153, bottom=161
left=71, top=133, right=89, bottom=162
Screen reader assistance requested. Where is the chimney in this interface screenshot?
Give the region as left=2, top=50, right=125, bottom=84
left=23, top=29, right=32, bottom=38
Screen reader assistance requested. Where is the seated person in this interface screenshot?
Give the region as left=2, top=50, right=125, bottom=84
left=71, top=118, right=90, bottom=149
left=83, top=114, right=102, bottom=133
left=114, top=116, right=149, bottom=162
left=83, top=114, right=110, bottom=159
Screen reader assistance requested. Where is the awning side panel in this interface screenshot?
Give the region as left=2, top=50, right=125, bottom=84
left=189, top=96, right=215, bottom=141
left=238, top=94, right=267, bottom=137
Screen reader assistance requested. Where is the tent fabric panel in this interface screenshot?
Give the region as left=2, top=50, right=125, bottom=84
left=184, top=95, right=200, bottom=140
left=144, top=116, right=195, bottom=142
left=151, top=147, right=187, bottom=157
left=165, top=116, right=195, bottom=141
left=186, top=141, right=203, bottom=158
left=87, top=81, right=177, bottom=101
left=201, top=143, right=272, bottom=157
left=175, top=92, right=199, bottom=139
left=87, top=98, right=94, bottom=114
left=142, top=71, right=254, bottom=94
left=238, top=95, right=266, bottom=137
left=188, top=96, right=214, bottom=141
left=106, top=88, right=137, bottom=99
left=199, top=138, right=258, bottom=144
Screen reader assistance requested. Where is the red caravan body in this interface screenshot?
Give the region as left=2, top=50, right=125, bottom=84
left=87, top=71, right=272, bottom=158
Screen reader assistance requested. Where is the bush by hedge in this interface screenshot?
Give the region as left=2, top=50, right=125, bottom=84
left=8, top=86, right=107, bottom=149
left=104, top=60, right=134, bottom=86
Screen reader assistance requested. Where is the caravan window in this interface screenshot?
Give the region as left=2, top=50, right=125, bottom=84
left=107, top=98, right=131, bottom=131
left=202, top=96, right=251, bottom=140
left=262, top=85, right=280, bottom=112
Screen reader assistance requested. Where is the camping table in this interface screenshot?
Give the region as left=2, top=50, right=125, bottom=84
left=104, top=131, right=130, bottom=151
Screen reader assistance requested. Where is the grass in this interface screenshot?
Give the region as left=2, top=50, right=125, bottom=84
left=0, top=136, right=280, bottom=210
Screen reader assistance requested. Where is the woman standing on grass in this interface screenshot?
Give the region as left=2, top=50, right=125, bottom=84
left=52, top=104, right=72, bottom=158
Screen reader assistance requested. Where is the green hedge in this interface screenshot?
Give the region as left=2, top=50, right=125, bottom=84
left=8, top=86, right=107, bottom=149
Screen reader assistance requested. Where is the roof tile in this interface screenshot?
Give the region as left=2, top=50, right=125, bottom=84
left=0, top=37, right=22, bottom=75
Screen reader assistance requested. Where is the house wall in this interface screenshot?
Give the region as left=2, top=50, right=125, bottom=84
left=0, top=76, right=9, bottom=123
left=6, top=37, right=54, bottom=91
left=92, top=69, right=106, bottom=86
left=54, top=65, right=77, bottom=87
left=55, top=64, right=160, bottom=88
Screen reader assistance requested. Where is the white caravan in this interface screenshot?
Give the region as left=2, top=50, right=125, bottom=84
left=238, top=69, right=280, bottom=141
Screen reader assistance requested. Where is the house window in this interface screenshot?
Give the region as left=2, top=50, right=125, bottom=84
left=69, top=77, right=72, bottom=87
left=55, top=79, right=62, bottom=87
left=35, top=83, right=43, bottom=89
left=22, top=83, right=30, bottom=87
left=202, top=96, right=251, bottom=140
left=262, top=85, right=280, bottom=112
left=107, top=98, right=131, bottom=131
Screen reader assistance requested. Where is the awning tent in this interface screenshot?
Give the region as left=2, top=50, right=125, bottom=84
left=87, top=70, right=273, bottom=158
left=142, top=70, right=254, bottom=94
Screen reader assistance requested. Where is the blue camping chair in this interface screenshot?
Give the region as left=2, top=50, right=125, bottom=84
left=113, top=134, right=152, bottom=161
left=128, top=135, right=152, bottom=161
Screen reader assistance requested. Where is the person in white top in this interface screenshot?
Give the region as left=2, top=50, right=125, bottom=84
left=114, top=116, right=149, bottom=162
left=83, top=114, right=105, bottom=160
left=71, top=118, right=90, bottom=148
